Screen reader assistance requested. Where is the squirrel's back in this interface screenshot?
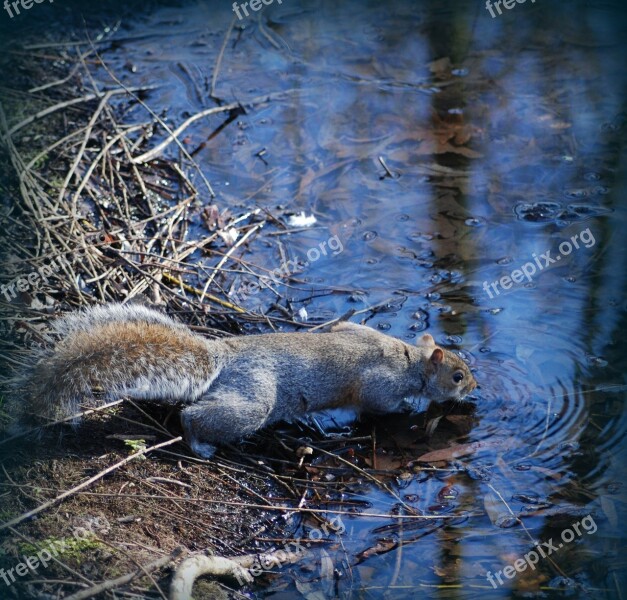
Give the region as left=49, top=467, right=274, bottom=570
left=4, top=303, right=477, bottom=455
left=6, top=304, right=222, bottom=432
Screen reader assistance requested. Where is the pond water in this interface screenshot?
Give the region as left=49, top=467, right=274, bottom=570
left=28, top=0, right=627, bottom=597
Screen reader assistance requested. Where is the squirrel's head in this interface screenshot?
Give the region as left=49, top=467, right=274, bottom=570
left=416, top=334, right=477, bottom=403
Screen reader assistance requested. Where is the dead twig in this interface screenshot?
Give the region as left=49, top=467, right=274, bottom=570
left=0, top=437, right=183, bottom=532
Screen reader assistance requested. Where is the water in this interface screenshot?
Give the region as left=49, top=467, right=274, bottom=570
left=13, top=0, right=627, bottom=597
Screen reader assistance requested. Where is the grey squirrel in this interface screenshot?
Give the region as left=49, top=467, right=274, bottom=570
left=6, top=304, right=477, bottom=457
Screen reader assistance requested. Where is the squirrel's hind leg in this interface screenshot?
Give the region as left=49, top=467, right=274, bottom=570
left=180, top=389, right=271, bottom=458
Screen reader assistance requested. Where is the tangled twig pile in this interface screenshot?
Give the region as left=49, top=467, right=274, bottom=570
left=0, top=43, right=322, bottom=345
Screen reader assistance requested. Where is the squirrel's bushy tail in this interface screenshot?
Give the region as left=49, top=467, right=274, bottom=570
left=3, top=303, right=219, bottom=436
left=5, top=345, right=94, bottom=434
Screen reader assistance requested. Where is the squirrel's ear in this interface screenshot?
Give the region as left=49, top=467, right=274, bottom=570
left=418, top=333, right=435, bottom=347
left=430, top=348, right=444, bottom=365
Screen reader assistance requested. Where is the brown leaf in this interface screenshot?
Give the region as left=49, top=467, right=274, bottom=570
left=202, top=204, right=231, bottom=231
left=363, top=451, right=404, bottom=471
left=415, top=440, right=503, bottom=463
left=355, top=539, right=397, bottom=563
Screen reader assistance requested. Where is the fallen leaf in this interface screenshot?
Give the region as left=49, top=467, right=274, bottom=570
left=415, top=440, right=504, bottom=463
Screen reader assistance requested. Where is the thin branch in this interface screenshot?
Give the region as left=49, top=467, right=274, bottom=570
left=0, top=437, right=182, bottom=532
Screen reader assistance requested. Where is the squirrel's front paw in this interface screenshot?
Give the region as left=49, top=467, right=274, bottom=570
left=189, top=441, right=217, bottom=459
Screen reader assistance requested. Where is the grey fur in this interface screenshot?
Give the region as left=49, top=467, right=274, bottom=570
left=5, top=304, right=477, bottom=457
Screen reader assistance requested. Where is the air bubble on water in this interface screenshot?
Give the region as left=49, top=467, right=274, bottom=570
left=466, top=466, right=492, bottom=481
left=548, top=577, right=576, bottom=590
left=565, top=186, right=589, bottom=199
left=456, top=349, right=472, bottom=363
left=377, top=322, right=392, bottom=331
left=496, top=256, right=513, bottom=265
left=450, top=271, right=464, bottom=283
left=558, top=441, right=580, bottom=452
left=512, top=492, right=541, bottom=504
left=396, top=246, right=417, bottom=259
left=464, top=217, right=484, bottom=227
left=363, top=231, right=378, bottom=241
left=349, top=292, right=368, bottom=303
left=451, top=68, right=469, bottom=77
left=514, top=202, right=561, bottom=222
left=495, top=515, right=518, bottom=528
left=607, top=482, right=622, bottom=494
left=583, top=172, right=602, bottom=181
left=586, top=355, right=608, bottom=367
left=427, top=503, right=450, bottom=513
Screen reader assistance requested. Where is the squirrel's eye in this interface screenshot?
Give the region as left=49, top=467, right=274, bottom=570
left=452, top=371, right=464, bottom=384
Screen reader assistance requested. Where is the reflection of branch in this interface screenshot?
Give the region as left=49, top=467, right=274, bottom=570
left=132, top=89, right=299, bottom=164
left=211, top=17, right=236, bottom=98
left=487, top=483, right=568, bottom=579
